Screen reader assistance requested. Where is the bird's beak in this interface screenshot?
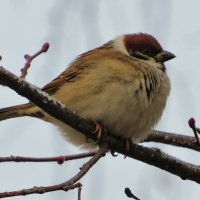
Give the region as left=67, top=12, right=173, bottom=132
left=155, top=50, right=176, bottom=63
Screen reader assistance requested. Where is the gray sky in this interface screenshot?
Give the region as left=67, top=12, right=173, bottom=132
left=0, top=1, right=200, bottom=200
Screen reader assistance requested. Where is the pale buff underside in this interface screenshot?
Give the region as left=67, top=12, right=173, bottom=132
left=19, top=49, right=170, bottom=148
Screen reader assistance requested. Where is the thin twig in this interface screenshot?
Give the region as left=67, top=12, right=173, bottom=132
left=0, top=151, right=96, bottom=164
left=0, top=145, right=107, bottom=198
left=125, top=187, right=140, bottom=200
left=20, top=43, right=49, bottom=79
left=188, top=117, right=200, bottom=145
left=78, top=186, right=82, bottom=200
left=145, top=130, right=200, bottom=152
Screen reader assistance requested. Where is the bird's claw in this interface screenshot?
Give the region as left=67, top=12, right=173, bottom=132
left=123, top=138, right=133, bottom=158
left=92, top=122, right=107, bottom=143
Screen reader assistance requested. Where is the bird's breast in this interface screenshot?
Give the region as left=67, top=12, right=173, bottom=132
left=51, top=58, right=170, bottom=144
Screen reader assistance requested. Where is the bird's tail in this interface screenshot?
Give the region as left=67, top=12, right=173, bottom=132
left=0, top=103, right=34, bottom=121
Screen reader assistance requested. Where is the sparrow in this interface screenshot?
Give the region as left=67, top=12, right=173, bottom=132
left=0, top=33, right=175, bottom=148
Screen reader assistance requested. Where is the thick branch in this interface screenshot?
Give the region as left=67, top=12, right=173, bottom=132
left=103, top=135, right=200, bottom=183
left=0, top=66, right=200, bottom=184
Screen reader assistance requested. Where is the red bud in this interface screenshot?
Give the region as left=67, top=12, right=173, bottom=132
left=42, top=43, right=49, bottom=52
left=24, top=54, right=31, bottom=60
left=57, top=156, right=65, bottom=165
left=188, top=117, right=195, bottom=129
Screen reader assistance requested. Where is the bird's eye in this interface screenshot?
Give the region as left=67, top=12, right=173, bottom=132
left=131, top=50, right=149, bottom=60
left=142, top=49, right=151, bottom=56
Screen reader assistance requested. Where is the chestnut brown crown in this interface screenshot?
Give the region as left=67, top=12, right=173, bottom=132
left=124, top=33, right=175, bottom=63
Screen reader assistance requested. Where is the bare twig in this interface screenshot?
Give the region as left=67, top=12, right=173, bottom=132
left=0, top=151, right=96, bottom=164
left=145, top=130, right=200, bottom=152
left=188, top=117, right=200, bottom=145
left=0, top=183, right=82, bottom=199
left=0, top=145, right=107, bottom=198
left=125, top=187, right=140, bottom=200
left=78, top=186, right=82, bottom=200
left=20, top=43, right=49, bottom=79
left=1, top=67, right=200, bottom=183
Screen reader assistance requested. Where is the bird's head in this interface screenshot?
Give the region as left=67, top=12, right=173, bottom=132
left=114, top=33, right=175, bottom=64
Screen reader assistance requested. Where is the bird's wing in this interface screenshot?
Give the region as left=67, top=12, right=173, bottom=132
left=41, top=64, right=85, bottom=95
left=41, top=42, right=115, bottom=95
left=41, top=46, right=108, bottom=95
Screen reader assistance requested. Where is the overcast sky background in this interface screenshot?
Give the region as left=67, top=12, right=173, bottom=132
left=0, top=1, right=200, bottom=200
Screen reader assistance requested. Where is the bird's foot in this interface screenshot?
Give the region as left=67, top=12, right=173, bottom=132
left=92, top=121, right=107, bottom=143
left=110, top=137, right=132, bottom=158
left=123, top=138, right=133, bottom=158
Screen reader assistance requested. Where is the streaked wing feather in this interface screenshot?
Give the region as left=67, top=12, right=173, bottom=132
left=42, top=65, right=84, bottom=95
left=41, top=44, right=112, bottom=95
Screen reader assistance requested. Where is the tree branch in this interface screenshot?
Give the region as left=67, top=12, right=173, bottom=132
left=104, top=135, right=200, bottom=184
left=1, top=66, right=200, bottom=184
left=0, top=151, right=96, bottom=164
left=20, top=43, right=49, bottom=79
left=0, top=145, right=107, bottom=198
left=145, top=130, right=200, bottom=152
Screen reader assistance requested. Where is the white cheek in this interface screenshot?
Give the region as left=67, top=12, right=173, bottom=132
left=113, top=35, right=129, bottom=56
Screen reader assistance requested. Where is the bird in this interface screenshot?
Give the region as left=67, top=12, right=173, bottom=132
left=0, top=33, right=175, bottom=148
